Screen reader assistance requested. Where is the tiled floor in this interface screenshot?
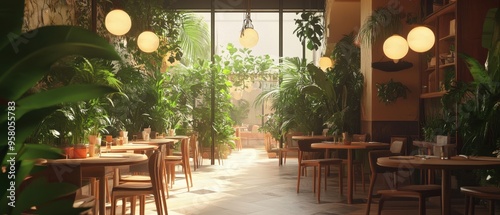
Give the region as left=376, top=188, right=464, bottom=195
left=112, top=147, right=493, bottom=215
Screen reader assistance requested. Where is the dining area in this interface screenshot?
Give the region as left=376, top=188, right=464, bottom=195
left=285, top=133, right=500, bottom=215
left=54, top=147, right=500, bottom=215
left=19, top=133, right=195, bottom=215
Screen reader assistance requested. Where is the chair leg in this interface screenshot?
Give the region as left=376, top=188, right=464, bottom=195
left=489, top=200, right=494, bottom=215
left=378, top=196, right=386, bottom=215
left=313, top=167, right=317, bottom=194
left=419, top=197, right=426, bottom=215
left=183, top=163, right=190, bottom=191
left=465, top=196, right=470, bottom=215
left=471, top=197, right=476, bottom=215
left=365, top=173, right=377, bottom=215
left=361, top=164, right=366, bottom=192
left=316, top=166, right=321, bottom=203
left=296, top=164, right=302, bottom=193
left=140, top=195, right=145, bottom=215
left=284, top=151, right=287, bottom=164
left=338, top=164, right=343, bottom=196
left=121, top=198, right=126, bottom=215
left=110, top=195, right=117, bottom=215
left=131, top=196, right=136, bottom=215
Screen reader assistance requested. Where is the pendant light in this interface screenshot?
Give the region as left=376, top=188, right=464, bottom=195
left=383, top=34, right=409, bottom=63
left=138, top=31, right=159, bottom=53
left=319, top=56, right=333, bottom=71
left=239, top=0, right=259, bottom=48
left=105, top=9, right=132, bottom=36
left=137, top=0, right=160, bottom=53
left=407, top=26, right=435, bottom=53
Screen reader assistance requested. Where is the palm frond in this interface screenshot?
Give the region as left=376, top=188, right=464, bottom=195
left=356, top=7, right=403, bottom=47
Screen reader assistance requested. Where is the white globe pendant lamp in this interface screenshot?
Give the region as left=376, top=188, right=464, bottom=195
left=105, top=9, right=132, bottom=36
left=137, top=31, right=159, bottom=53
left=407, top=26, right=435, bottom=53
left=239, top=0, right=258, bottom=48
left=240, top=28, right=259, bottom=48
left=319, top=56, right=333, bottom=71
left=383, top=35, right=409, bottom=63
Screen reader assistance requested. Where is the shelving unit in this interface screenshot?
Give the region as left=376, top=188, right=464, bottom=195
left=419, top=0, right=498, bottom=147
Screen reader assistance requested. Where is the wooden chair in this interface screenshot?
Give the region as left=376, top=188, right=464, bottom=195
left=234, top=127, right=242, bottom=151
left=188, top=133, right=201, bottom=170
left=461, top=186, right=500, bottom=215
left=296, top=140, right=343, bottom=203
left=365, top=150, right=441, bottom=215
left=279, top=132, right=302, bottom=165
left=164, top=138, right=193, bottom=191
left=110, top=150, right=168, bottom=215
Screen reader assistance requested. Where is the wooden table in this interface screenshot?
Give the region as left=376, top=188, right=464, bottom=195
left=311, top=141, right=389, bottom=204
left=107, top=144, right=157, bottom=153
left=47, top=153, right=148, bottom=215
left=292, top=135, right=333, bottom=142
left=378, top=155, right=500, bottom=215
left=130, top=138, right=177, bottom=155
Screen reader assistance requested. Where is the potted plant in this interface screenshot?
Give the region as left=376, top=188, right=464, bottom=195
left=441, top=8, right=500, bottom=186
left=293, top=11, right=324, bottom=50
left=376, top=79, right=411, bottom=104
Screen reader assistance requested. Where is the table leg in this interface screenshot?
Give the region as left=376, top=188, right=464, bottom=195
left=441, top=169, right=451, bottom=215
left=99, top=176, right=106, bottom=215
left=347, top=149, right=353, bottom=204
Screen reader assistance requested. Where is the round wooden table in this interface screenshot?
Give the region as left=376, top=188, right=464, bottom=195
left=378, top=155, right=500, bottom=215
left=47, top=153, right=148, bottom=215
left=311, top=141, right=390, bottom=204
left=107, top=144, right=157, bottom=153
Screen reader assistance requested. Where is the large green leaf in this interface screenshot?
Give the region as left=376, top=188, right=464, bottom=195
left=482, top=8, right=499, bottom=49
left=14, top=85, right=118, bottom=118
left=460, top=53, right=491, bottom=85
left=0, top=1, right=24, bottom=49
left=0, top=26, right=120, bottom=101
left=0, top=107, right=60, bottom=163
left=12, top=177, right=78, bottom=215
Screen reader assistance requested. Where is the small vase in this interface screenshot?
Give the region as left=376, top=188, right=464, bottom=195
left=342, top=132, right=351, bottom=145
left=168, top=129, right=175, bottom=136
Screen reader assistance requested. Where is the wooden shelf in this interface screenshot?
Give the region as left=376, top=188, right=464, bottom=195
left=424, top=2, right=456, bottom=24
left=420, top=91, right=447, bottom=99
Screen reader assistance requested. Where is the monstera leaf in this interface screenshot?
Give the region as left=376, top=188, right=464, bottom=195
left=0, top=1, right=120, bottom=214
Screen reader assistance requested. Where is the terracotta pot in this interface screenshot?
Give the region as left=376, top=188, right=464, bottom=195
left=342, top=132, right=351, bottom=145
left=73, top=145, right=87, bottom=158
left=64, top=147, right=74, bottom=159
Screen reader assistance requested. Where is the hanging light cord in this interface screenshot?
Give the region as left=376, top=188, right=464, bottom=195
left=240, top=0, right=253, bottom=37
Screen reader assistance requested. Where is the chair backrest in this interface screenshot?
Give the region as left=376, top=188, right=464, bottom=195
left=352, top=134, right=368, bottom=142
left=189, top=133, right=198, bottom=155
left=390, top=136, right=408, bottom=155
left=181, top=138, right=190, bottom=163
left=284, top=131, right=303, bottom=148
left=148, top=149, right=167, bottom=215
left=390, top=141, right=403, bottom=154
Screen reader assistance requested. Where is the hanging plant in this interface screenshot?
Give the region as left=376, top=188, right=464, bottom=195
left=293, top=12, right=324, bottom=51
left=376, top=79, right=410, bottom=104
left=356, top=7, right=404, bottom=47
